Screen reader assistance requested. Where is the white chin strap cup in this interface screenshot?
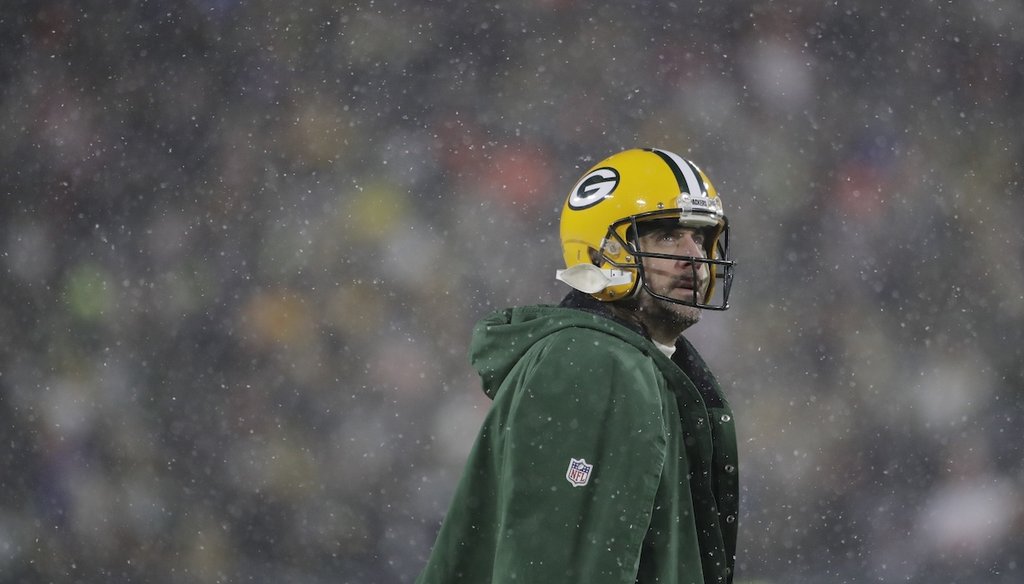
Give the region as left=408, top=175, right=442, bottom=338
left=555, top=264, right=631, bottom=294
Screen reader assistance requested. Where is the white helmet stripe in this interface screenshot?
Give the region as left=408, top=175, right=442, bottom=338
left=651, top=148, right=704, bottom=197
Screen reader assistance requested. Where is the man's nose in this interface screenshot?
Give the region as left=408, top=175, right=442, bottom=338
left=673, top=234, right=708, bottom=278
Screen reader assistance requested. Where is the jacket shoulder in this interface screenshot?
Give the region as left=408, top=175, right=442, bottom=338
left=514, top=325, right=665, bottom=409
left=530, top=324, right=657, bottom=372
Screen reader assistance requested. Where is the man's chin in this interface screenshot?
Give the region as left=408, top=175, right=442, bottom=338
left=668, top=303, right=702, bottom=328
left=651, top=294, right=702, bottom=329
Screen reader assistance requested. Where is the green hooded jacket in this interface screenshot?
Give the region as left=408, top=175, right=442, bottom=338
left=417, top=295, right=738, bottom=584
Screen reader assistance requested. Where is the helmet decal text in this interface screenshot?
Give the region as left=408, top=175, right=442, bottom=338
left=677, top=192, right=723, bottom=218
left=568, top=167, right=619, bottom=209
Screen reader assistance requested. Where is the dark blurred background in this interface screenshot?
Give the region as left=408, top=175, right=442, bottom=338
left=2, top=1, right=1022, bottom=582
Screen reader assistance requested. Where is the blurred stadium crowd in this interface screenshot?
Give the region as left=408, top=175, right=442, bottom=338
left=1, top=1, right=1023, bottom=582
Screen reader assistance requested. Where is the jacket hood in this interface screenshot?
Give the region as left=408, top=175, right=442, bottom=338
left=469, top=293, right=651, bottom=399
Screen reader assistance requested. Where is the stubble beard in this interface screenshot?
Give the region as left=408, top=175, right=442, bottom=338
left=638, top=289, right=702, bottom=334
left=609, top=282, right=705, bottom=344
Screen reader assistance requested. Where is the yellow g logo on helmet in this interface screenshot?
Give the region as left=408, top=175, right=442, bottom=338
left=568, top=168, right=620, bottom=210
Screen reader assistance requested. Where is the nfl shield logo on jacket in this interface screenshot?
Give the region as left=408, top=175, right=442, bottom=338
left=565, top=457, right=593, bottom=487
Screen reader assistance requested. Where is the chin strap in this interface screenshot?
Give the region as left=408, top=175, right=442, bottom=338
left=555, top=264, right=632, bottom=294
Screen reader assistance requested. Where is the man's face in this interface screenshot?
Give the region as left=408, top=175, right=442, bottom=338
left=634, top=224, right=710, bottom=331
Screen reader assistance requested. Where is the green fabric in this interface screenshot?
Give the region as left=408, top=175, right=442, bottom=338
left=417, top=305, right=737, bottom=584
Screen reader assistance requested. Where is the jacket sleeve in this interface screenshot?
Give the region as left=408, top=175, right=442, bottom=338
left=488, top=328, right=668, bottom=584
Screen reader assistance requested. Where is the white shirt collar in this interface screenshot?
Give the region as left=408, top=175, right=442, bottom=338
left=654, top=340, right=676, bottom=358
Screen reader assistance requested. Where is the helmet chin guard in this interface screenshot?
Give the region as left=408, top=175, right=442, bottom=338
left=555, top=264, right=633, bottom=295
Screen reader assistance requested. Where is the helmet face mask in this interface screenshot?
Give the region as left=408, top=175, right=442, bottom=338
left=558, top=148, right=735, bottom=310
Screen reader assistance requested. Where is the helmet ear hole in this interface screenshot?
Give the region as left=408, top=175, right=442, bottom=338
left=588, top=248, right=604, bottom=266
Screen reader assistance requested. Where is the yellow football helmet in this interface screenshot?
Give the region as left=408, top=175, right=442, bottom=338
left=557, top=148, right=735, bottom=310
